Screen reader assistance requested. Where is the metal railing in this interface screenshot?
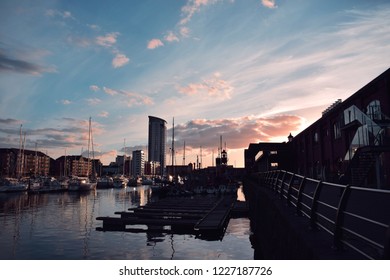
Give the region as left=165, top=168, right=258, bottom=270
left=254, top=170, right=390, bottom=259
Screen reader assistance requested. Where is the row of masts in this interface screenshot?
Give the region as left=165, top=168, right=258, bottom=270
left=169, top=118, right=228, bottom=171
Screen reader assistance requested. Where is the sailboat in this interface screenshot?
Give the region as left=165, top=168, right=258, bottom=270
left=68, top=117, right=97, bottom=191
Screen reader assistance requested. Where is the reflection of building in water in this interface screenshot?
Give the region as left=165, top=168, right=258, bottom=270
left=139, top=186, right=151, bottom=206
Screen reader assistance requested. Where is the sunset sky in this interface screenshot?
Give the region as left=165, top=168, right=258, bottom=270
left=1, top=0, right=390, bottom=167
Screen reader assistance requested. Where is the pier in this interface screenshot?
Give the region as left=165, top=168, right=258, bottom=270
left=96, top=195, right=245, bottom=240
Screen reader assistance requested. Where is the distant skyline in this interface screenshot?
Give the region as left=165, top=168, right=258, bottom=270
left=1, top=0, right=390, bottom=167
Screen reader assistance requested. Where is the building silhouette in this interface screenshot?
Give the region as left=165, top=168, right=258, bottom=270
left=245, top=68, right=390, bottom=189
left=148, top=116, right=167, bottom=175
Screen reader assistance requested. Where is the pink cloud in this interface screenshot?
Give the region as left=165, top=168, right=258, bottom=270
left=96, top=32, right=119, bottom=47
left=89, top=85, right=100, bottom=92
left=261, top=0, right=277, bottom=9
left=180, top=0, right=215, bottom=25
left=147, top=39, right=164, bottom=49
left=171, top=115, right=303, bottom=152
left=112, top=53, right=129, bottom=68
left=178, top=73, right=233, bottom=99
left=164, top=31, right=180, bottom=42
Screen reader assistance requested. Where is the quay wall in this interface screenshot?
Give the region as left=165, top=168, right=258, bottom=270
left=243, top=178, right=360, bottom=259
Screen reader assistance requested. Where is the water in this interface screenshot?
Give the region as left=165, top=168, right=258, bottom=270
left=0, top=186, right=254, bottom=260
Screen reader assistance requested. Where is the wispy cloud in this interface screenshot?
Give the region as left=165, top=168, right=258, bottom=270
left=0, top=118, right=22, bottom=125
left=60, top=99, right=72, bottom=105
left=178, top=72, right=233, bottom=100
left=180, top=0, right=217, bottom=25
left=96, top=32, right=119, bottom=48
left=164, top=31, right=180, bottom=42
left=261, top=0, right=277, bottom=9
left=91, top=86, right=154, bottom=107
left=86, top=98, right=101, bottom=105
left=46, top=9, right=74, bottom=19
left=0, top=52, right=55, bottom=75
left=0, top=117, right=104, bottom=153
left=89, top=85, right=100, bottom=92
left=99, top=111, right=109, bottom=118
left=147, top=39, right=164, bottom=49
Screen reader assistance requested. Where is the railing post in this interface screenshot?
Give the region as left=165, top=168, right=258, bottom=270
left=273, top=171, right=280, bottom=191
left=286, top=173, right=295, bottom=205
left=384, top=224, right=390, bottom=259
left=296, top=177, right=306, bottom=216
left=309, top=180, right=323, bottom=230
left=279, top=171, right=287, bottom=198
left=333, top=184, right=351, bottom=250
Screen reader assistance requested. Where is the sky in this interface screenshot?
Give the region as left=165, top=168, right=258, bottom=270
left=1, top=0, right=390, bottom=168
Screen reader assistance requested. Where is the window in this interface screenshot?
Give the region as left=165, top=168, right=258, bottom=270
left=314, top=132, right=319, bottom=143
left=333, top=122, right=341, bottom=139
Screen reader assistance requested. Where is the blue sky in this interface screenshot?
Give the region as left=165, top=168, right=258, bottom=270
left=1, top=0, right=390, bottom=167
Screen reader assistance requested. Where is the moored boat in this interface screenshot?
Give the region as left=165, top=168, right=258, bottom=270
left=0, top=178, right=28, bottom=192
left=68, top=177, right=96, bottom=191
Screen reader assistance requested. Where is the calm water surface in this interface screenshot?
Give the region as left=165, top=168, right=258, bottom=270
left=0, top=186, right=253, bottom=260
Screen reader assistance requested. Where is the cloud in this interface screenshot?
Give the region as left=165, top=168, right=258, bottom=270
left=96, top=32, right=119, bottom=47
left=0, top=118, right=22, bottom=125
left=261, top=0, right=277, bottom=9
left=86, top=98, right=101, bottom=105
left=0, top=52, right=56, bottom=75
left=178, top=73, right=234, bottom=99
left=164, top=31, right=180, bottom=42
left=169, top=115, right=303, bottom=156
left=0, top=117, right=105, bottom=153
left=60, top=99, right=71, bottom=105
left=147, top=39, right=164, bottom=49
left=46, top=9, right=74, bottom=19
left=112, top=52, right=129, bottom=68
left=180, top=0, right=217, bottom=25
left=99, top=111, right=109, bottom=118
left=89, top=85, right=100, bottom=92
left=87, top=24, right=100, bottom=31
left=102, top=86, right=154, bottom=106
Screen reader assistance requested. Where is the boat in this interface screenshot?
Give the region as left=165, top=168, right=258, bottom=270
left=97, top=176, right=113, bottom=188
left=28, top=177, right=65, bottom=193
left=68, top=117, right=97, bottom=191
left=68, top=177, right=96, bottom=191
left=113, top=175, right=128, bottom=188
left=0, top=178, right=28, bottom=192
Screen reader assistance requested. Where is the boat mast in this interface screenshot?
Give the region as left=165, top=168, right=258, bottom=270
left=171, top=117, right=175, bottom=179
left=123, top=138, right=126, bottom=176
left=87, top=117, right=91, bottom=178
left=182, top=141, right=186, bottom=166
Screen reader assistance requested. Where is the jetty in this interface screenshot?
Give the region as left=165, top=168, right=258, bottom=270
left=96, top=195, right=247, bottom=240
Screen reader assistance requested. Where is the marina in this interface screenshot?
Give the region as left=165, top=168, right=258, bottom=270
left=0, top=185, right=254, bottom=260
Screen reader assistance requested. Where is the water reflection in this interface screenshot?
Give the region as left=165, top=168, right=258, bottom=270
left=0, top=186, right=253, bottom=259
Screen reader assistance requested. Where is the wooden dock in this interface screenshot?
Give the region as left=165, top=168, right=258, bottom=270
left=96, top=195, right=236, bottom=239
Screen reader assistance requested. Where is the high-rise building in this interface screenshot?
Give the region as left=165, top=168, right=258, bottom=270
left=132, top=150, right=145, bottom=176
left=148, top=116, right=167, bottom=175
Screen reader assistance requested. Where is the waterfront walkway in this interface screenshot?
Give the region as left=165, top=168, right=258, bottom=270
left=245, top=170, right=390, bottom=259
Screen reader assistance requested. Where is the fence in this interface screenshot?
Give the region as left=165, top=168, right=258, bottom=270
left=255, top=170, right=390, bottom=259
